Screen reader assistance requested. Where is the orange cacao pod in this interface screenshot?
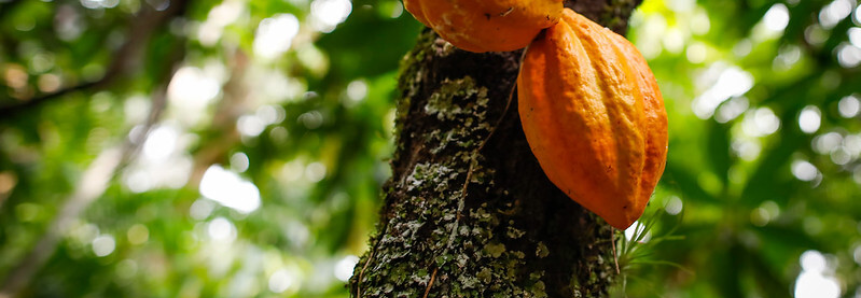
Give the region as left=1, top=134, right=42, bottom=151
left=517, top=9, right=668, bottom=229
left=403, top=0, right=563, bottom=53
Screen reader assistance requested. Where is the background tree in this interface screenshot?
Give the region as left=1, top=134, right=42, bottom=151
left=0, top=0, right=860, bottom=297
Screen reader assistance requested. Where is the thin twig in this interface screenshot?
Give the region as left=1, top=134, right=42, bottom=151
left=612, top=230, right=620, bottom=274
left=476, top=52, right=522, bottom=153
left=432, top=48, right=528, bottom=297
left=422, top=267, right=439, bottom=298
left=356, top=191, right=394, bottom=297
left=356, top=252, right=369, bottom=297
left=356, top=229, right=378, bottom=297
left=446, top=47, right=528, bottom=248
left=0, top=0, right=187, bottom=118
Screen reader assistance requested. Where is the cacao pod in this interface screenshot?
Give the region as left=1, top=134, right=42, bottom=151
left=403, top=0, right=563, bottom=53
left=517, top=9, right=668, bottom=230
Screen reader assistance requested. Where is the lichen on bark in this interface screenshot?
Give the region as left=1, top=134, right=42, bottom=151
left=350, top=1, right=640, bottom=297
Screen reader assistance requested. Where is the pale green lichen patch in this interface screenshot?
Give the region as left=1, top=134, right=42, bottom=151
left=423, top=77, right=492, bottom=155
left=424, top=77, right=488, bottom=122
left=531, top=281, right=549, bottom=298
left=484, top=242, right=506, bottom=258
left=536, top=241, right=550, bottom=258
left=506, top=226, right=525, bottom=239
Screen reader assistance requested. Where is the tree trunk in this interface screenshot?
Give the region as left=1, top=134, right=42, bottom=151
left=349, top=1, right=642, bottom=296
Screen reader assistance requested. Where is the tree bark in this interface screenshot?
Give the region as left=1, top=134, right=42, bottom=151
left=349, top=1, right=642, bottom=297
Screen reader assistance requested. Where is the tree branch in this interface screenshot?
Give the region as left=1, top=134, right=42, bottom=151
left=0, top=0, right=188, bottom=119
left=0, top=80, right=106, bottom=118
left=0, top=0, right=24, bottom=21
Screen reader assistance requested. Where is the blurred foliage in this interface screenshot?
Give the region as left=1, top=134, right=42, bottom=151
left=0, top=0, right=859, bottom=297
left=0, top=0, right=418, bottom=296
left=615, top=0, right=861, bottom=297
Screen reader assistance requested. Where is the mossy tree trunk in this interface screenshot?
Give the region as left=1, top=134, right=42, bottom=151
left=349, top=1, right=642, bottom=297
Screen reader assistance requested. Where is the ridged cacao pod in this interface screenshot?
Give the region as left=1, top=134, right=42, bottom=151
left=403, top=0, right=563, bottom=53
left=517, top=9, right=669, bottom=229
